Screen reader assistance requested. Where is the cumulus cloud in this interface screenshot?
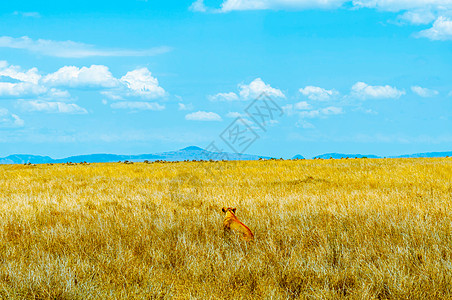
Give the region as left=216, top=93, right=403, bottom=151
left=208, top=78, right=284, bottom=101
left=208, top=92, right=240, bottom=101
left=0, top=60, right=40, bottom=84
left=4, top=61, right=166, bottom=111
left=417, top=16, right=452, bottom=40
left=0, top=61, right=71, bottom=100
left=0, top=36, right=172, bottom=58
left=411, top=86, right=439, bottom=97
left=0, top=108, right=24, bottom=128
left=0, top=82, right=47, bottom=98
left=110, top=101, right=165, bottom=111
left=118, top=68, right=166, bottom=99
left=185, top=111, right=222, bottom=121
left=0, top=61, right=166, bottom=114
left=68, top=66, right=167, bottom=101
left=351, top=82, right=405, bottom=99
left=18, top=100, right=88, bottom=114
left=299, top=86, right=339, bottom=101
left=238, top=78, right=285, bottom=99
left=43, top=65, right=119, bottom=88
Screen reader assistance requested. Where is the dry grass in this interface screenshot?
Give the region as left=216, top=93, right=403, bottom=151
left=0, top=157, right=451, bottom=299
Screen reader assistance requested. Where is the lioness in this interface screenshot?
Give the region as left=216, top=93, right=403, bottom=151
left=222, top=207, right=254, bottom=241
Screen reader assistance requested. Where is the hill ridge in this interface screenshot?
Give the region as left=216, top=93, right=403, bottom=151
left=1, top=147, right=451, bottom=164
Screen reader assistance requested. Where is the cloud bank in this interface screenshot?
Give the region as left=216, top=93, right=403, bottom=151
left=0, top=36, right=172, bottom=58
left=191, top=0, right=452, bottom=41
left=0, top=61, right=167, bottom=113
left=351, top=82, right=405, bottom=99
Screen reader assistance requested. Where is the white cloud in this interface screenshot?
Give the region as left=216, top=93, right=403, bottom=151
left=42, top=65, right=119, bottom=88
left=196, top=0, right=452, bottom=36
left=178, top=103, right=194, bottom=111
left=0, top=61, right=168, bottom=116
left=0, top=82, right=47, bottom=98
left=298, top=110, right=321, bottom=118
left=45, top=88, right=71, bottom=100
left=190, top=0, right=208, bottom=12
left=118, top=68, right=166, bottom=99
left=0, top=60, right=41, bottom=84
left=283, top=101, right=312, bottom=115
left=411, top=86, right=439, bottom=97
left=208, top=92, right=240, bottom=101
left=299, top=86, right=339, bottom=101
left=209, top=78, right=284, bottom=102
left=0, top=81, right=69, bottom=100
left=294, top=101, right=312, bottom=110
left=0, top=36, right=172, bottom=58
left=196, top=0, right=452, bottom=13
left=99, top=67, right=166, bottom=100
left=417, top=16, right=452, bottom=40
left=219, top=0, right=346, bottom=12
left=297, top=106, right=343, bottom=118
left=0, top=108, right=24, bottom=128
left=284, top=100, right=342, bottom=120
left=321, top=106, right=343, bottom=115
left=296, top=120, right=315, bottom=128
left=238, top=78, right=285, bottom=99
left=351, top=82, right=405, bottom=99
left=110, top=101, right=165, bottom=111
left=185, top=111, right=222, bottom=121
left=226, top=111, right=245, bottom=118
left=0, top=61, right=71, bottom=100
left=18, top=100, right=88, bottom=114
left=352, top=0, right=452, bottom=12
left=398, top=9, right=436, bottom=25
left=0, top=61, right=166, bottom=105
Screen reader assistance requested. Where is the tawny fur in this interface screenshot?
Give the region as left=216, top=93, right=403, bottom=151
left=222, top=207, right=254, bottom=241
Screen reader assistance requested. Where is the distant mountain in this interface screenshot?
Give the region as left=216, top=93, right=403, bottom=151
left=0, top=146, right=273, bottom=165
left=53, top=153, right=164, bottom=164
left=392, top=151, right=452, bottom=158
left=311, top=151, right=452, bottom=159
left=313, top=153, right=380, bottom=159
left=1, top=148, right=451, bottom=165
left=155, top=146, right=270, bottom=161
left=0, top=154, right=54, bottom=165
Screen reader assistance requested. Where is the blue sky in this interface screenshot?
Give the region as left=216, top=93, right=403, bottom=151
left=0, top=0, right=451, bottom=159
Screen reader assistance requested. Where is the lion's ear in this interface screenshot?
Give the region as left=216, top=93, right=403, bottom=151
left=222, top=207, right=226, bottom=213
left=232, top=208, right=236, bottom=213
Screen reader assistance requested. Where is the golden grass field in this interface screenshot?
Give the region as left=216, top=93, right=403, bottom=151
left=0, top=157, right=451, bottom=299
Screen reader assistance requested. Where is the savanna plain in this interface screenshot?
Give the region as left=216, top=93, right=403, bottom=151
left=0, top=157, right=451, bottom=299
